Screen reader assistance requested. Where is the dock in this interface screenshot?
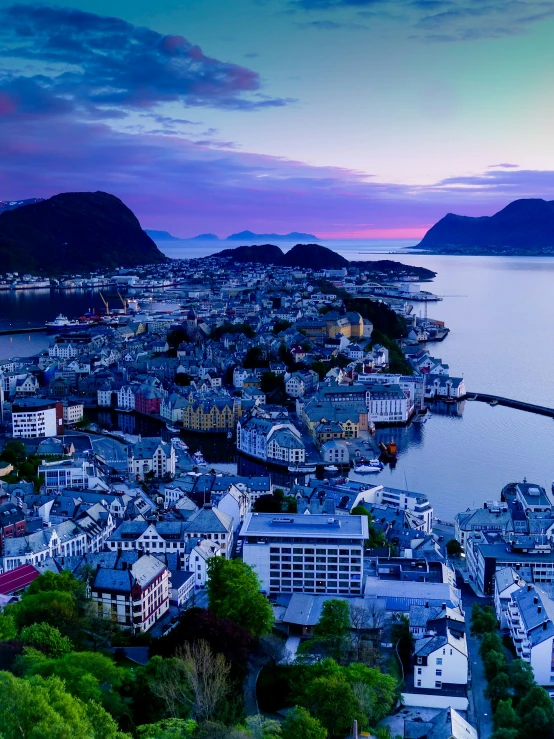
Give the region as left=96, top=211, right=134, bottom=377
left=0, top=326, right=47, bottom=336
left=467, top=392, right=554, bottom=418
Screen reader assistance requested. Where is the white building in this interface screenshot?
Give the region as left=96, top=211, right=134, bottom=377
left=117, top=385, right=137, bottom=411
left=237, top=415, right=306, bottom=466
left=3, top=520, right=88, bottom=571
left=285, top=370, right=319, bottom=398
left=494, top=567, right=527, bottom=629
left=366, top=383, right=409, bottom=424
left=91, top=554, right=169, bottom=633
left=507, top=583, right=554, bottom=685
left=63, top=401, right=84, bottom=426
left=413, top=611, right=468, bottom=691
left=240, top=513, right=368, bottom=595
left=39, top=458, right=108, bottom=492
left=128, top=437, right=176, bottom=479
left=12, top=399, right=63, bottom=438
left=356, top=484, right=434, bottom=533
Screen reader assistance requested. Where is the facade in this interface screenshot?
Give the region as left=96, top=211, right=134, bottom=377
left=12, top=399, right=63, bottom=438
left=39, top=459, right=106, bottom=492
left=3, top=520, right=88, bottom=571
left=240, top=513, right=368, bottom=595
left=507, top=583, right=554, bottom=685
left=494, top=567, right=527, bottom=629
left=413, top=617, right=468, bottom=691
left=0, top=503, right=26, bottom=555
left=237, top=414, right=306, bottom=466
left=366, top=383, right=409, bottom=424
left=117, top=385, right=136, bottom=410
left=424, top=376, right=466, bottom=399
left=91, top=553, right=169, bottom=633
left=62, top=401, right=84, bottom=426
left=182, top=396, right=235, bottom=432
left=454, top=502, right=512, bottom=548
left=285, top=370, right=319, bottom=398
left=134, top=385, right=163, bottom=415
left=128, top=438, right=176, bottom=479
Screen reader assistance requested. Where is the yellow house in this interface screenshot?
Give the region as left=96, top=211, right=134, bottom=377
left=182, top=399, right=235, bottom=432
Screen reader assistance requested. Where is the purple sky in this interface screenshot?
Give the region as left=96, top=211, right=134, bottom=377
left=2, top=1, right=554, bottom=238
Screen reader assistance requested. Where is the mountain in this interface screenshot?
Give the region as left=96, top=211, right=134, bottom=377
left=0, top=198, right=44, bottom=214
left=213, top=244, right=285, bottom=265
left=280, top=243, right=349, bottom=269
left=213, top=242, right=348, bottom=269
left=145, top=229, right=181, bottom=241
left=418, top=199, right=554, bottom=253
left=0, top=191, right=165, bottom=272
left=187, top=233, right=221, bottom=241
left=226, top=230, right=317, bottom=241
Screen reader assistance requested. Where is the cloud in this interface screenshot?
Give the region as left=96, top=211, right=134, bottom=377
left=490, top=163, right=520, bottom=169
left=296, top=19, right=370, bottom=28
left=291, top=0, right=554, bottom=41
left=0, top=4, right=292, bottom=114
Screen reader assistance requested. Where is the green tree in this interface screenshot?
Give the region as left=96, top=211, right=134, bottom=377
left=482, top=649, right=508, bottom=682
left=11, top=590, right=81, bottom=638
left=445, top=539, right=463, bottom=557
left=342, top=663, right=396, bottom=724
left=244, top=346, right=266, bottom=369
left=137, top=719, right=198, bottom=738
left=305, top=673, right=362, bottom=737
left=350, top=506, right=387, bottom=549
left=485, top=673, right=511, bottom=708
left=282, top=706, right=327, bottom=739
left=509, top=659, right=535, bottom=702
left=312, top=600, right=351, bottom=663
left=479, top=631, right=504, bottom=659
left=0, top=613, right=17, bottom=640
left=516, top=685, right=554, bottom=735
left=206, top=558, right=274, bottom=637
left=0, top=672, right=126, bottom=739
left=494, top=699, right=520, bottom=733
left=273, top=319, right=293, bottom=335
left=20, top=623, right=73, bottom=658
left=471, top=604, right=498, bottom=638
left=26, top=570, right=85, bottom=599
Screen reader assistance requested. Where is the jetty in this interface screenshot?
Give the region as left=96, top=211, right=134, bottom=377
left=0, top=326, right=47, bottom=336
left=467, top=392, right=554, bottom=418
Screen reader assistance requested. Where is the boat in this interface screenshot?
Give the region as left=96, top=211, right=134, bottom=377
left=45, top=314, right=81, bottom=333
left=324, top=464, right=339, bottom=473
left=227, top=431, right=233, bottom=439
left=379, top=440, right=398, bottom=460
left=171, top=437, right=188, bottom=451
left=354, top=463, right=382, bottom=474
left=166, top=423, right=180, bottom=433
left=193, top=451, right=207, bottom=466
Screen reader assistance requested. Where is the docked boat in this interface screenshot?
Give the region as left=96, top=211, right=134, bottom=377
left=193, top=451, right=207, bottom=466
left=379, top=440, right=398, bottom=460
left=45, top=314, right=81, bottom=333
left=324, top=464, right=339, bottom=473
left=166, top=423, right=180, bottom=433
left=354, top=462, right=382, bottom=474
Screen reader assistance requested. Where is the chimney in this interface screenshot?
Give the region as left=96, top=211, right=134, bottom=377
left=442, top=602, right=446, bottom=610
left=425, top=602, right=429, bottom=608
left=534, top=596, right=539, bottom=604
left=538, top=606, right=542, bottom=614
left=527, top=584, right=532, bottom=592
left=543, top=622, right=548, bottom=630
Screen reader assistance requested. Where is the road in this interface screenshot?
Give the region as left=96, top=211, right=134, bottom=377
left=457, top=575, right=494, bottom=739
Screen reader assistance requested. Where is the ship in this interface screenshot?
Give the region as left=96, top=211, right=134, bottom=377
left=379, top=440, right=398, bottom=461
left=45, top=314, right=81, bottom=333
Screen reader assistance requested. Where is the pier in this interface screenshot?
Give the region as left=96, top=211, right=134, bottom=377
left=0, top=326, right=47, bottom=336
left=467, top=392, right=554, bottom=418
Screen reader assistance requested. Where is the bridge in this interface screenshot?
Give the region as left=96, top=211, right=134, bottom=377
left=466, top=392, right=554, bottom=418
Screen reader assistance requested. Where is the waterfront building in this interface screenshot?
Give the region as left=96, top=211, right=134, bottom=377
left=117, top=385, right=137, bottom=411
left=127, top=437, right=176, bottom=479
left=240, top=512, right=367, bottom=595
left=454, top=502, right=513, bottom=548
left=237, top=413, right=306, bottom=465
left=12, top=399, right=64, bottom=438
left=506, top=583, right=554, bottom=685
left=62, top=400, right=84, bottom=426
left=358, top=373, right=425, bottom=413
left=366, top=383, right=409, bottom=424
left=181, top=395, right=235, bottom=432
left=424, top=375, right=466, bottom=399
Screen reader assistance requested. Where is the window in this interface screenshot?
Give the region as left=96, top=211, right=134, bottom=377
left=417, top=668, right=422, bottom=675
left=436, top=658, right=442, bottom=665
left=436, top=669, right=442, bottom=676
left=417, top=657, right=422, bottom=665
left=416, top=680, right=421, bottom=687
left=435, top=681, right=442, bottom=689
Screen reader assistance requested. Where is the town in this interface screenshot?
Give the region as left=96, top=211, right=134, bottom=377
left=0, top=252, right=548, bottom=739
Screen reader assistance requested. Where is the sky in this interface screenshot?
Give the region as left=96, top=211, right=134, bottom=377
left=1, top=0, right=554, bottom=238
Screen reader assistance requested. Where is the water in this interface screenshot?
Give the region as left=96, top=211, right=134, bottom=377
left=0, top=245, right=553, bottom=518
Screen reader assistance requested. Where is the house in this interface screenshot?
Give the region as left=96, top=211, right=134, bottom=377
left=320, top=439, right=349, bottom=465
left=62, top=401, right=84, bottom=426
left=3, top=520, right=88, bottom=571
left=134, top=384, right=163, bottom=415
left=0, top=503, right=26, bottom=554
left=507, top=583, right=554, bottom=684
left=237, top=414, right=306, bottom=466
left=403, top=708, right=477, bottom=739
left=117, top=385, right=137, bottom=411
left=0, top=563, right=40, bottom=600
left=91, top=552, right=169, bottom=633
left=424, top=376, right=466, bottom=400
left=12, top=399, right=64, bottom=438
left=170, top=570, right=195, bottom=606
left=128, top=437, right=176, bottom=479
left=285, top=370, right=319, bottom=398
left=454, top=503, right=512, bottom=548
left=189, top=539, right=221, bottom=587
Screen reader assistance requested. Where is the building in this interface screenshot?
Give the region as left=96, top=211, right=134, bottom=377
left=3, top=520, right=88, bottom=571
left=128, top=438, right=176, bottom=479
left=237, top=414, right=306, bottom=466
left=412, top=606, right=468, bottom=691
left=62, top=400, right=84, bottom=426
left=134, top=384, right=163, bottom=415
left=0, top=563, right=40, bottom=600
left=39, top=458, right=107, bottom=492
left=0, top=503, right=26, bottom=554
left=494, top=567, right=527, bottom=629
left=12, top=399, right=64, bottom=438
left=507, top=583, right=554, bottom=684
left=424, top=375, right=466, bottom=399
left=403, top=708, right=477, bottom=739
left=91, top=552, right=169, bottom=633
left=285, top=370, right=319, bottom=398
left=116, top=385, right=136, bottom=411
left=182, top=396, right=235, bottom=432
left=240, top=513, right=368, bottom=595
left=366, top=383, right=409, bottom=424
left=454, top=502, right=513, bottom=548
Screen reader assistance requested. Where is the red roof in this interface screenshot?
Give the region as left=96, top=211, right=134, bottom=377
left=0, top=564, right=40, bottom=595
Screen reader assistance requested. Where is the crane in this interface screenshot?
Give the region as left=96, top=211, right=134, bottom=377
left=99, top=292, right=109, bottom=316
left=117, top=291, right=127, bottom=314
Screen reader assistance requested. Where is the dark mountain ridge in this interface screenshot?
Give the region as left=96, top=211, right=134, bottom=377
left=418, top=198, right=554, bottom=252
left=213, top=242, right=348, bottom=269
left=0, top=192, right=165, bottom=272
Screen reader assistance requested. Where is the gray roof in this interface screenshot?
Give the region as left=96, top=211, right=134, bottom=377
left=414, top=634, right=447, bottom=657
left=240, top=512, right=368, bottom=539
left=512, top=584, right=554, bottom=646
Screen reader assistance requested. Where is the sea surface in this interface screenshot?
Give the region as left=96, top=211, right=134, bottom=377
left=0, top=240, right=553, bottom=519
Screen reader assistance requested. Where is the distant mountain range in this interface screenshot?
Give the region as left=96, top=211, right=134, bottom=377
left=214, top=243, right=349, bottom=269
left=145, top=229, right=318, bottom=242
left=418, top=198, right=554, bottom=254
left=0, top=192, right=165, bottom=272
left=0, top=198, right=44, bottom=214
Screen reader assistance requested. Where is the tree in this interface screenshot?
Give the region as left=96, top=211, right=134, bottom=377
left=350, top=506, right=387, bottom=550
left=245, top=715, right=283, bottom=738
left=485, top=673, right=511, bottom=708
left=282, top=706, right=327, bottom=739
left=174, top=373, right=193, bottom=386
left=0, top=672, right=125, bottom=739
left=479, top=631, right=504, bottom=659
left=494, top=699, right=520, bottom=733
left=491, top=730, right=519, bottom=739
left=305, top=674, right=362, bottom=737
left=509, top=659, right=535, bottom=701
left=391, top=615, right=413, bottom=673
left=206, top=558, right=274, bottom=637
left=180, top=640, right=231, bottom=721
left=244, top=346, right=266, bottom=369
left=26, top=570, right=85, bottom=600
left=342, top=663, right=396, bottom=724
left=166, top=326, right=189, bottom=351
left=137, top=719, right=197, bottom=738
left=0, top=613, right=17, bottom=640
left=11, top=590, right=81, bottom=639
left=445, top=539, right=463, bottom=557
left=20, top=623, right=73, bottom=658
left=312, top=600, right=351, bottom=663
left=273, top=319, right=293, bottom=335
left=482, top=649, right=508, bottom=683
left=471, top=603, right=498, bottom=638
left=145, top=656, right=193, bottom=719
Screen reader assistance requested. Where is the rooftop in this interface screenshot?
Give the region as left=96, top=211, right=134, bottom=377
left=240, top=512, right=368, bottom=539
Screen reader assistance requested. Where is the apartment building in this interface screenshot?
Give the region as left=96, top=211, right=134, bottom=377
left=127, top=437, right=176, bottom=479
left=3, top=520, right=88, bottom=571
left=12, top=399, right=64, bottom=438
left=240, top=513, right=368, bottom=595
left=507, top=583, right=554, bottom=685
left=39, top=458, right=107, bottom=492
left=91, top=553, right=169, bottom=633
